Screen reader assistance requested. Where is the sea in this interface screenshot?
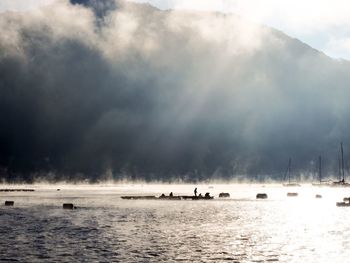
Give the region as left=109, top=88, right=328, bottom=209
left=1, top=183, right=350, bottom=263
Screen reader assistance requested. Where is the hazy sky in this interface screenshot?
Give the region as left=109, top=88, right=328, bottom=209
left=2, top=0, right=350, bottom=60
left=130, top=0, right=350, bottom=60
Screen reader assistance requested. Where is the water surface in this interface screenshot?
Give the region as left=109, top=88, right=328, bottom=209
left=0, top=184, right=349, bottom=262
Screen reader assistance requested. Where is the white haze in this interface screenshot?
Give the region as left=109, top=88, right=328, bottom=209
left=1, top=0, right=350, bottom=181
left=130, top=0, right=350, bottom=60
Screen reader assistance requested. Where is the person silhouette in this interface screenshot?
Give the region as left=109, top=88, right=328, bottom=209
left=194, top=187, right=197, bottom=197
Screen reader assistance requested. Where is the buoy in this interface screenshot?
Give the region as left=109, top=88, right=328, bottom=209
left=219, top=192, right=230, bottom=198
left=5, top=201, right=14, bottom=206
left=63, top=203, right=75, bottom=209
left=256, top=193, right=268, bottom=199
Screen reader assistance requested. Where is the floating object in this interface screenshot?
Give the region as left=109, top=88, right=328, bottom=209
left=330, top=181, right=350, bottom=187
left=312, top=156, right=331, bottom=186
left=337, top=196, right=350, bottom=206
left=315, top=194, right=322, bottom=198
left=121, top=194, right=214, bottom=200
left=4, top=201, right=14, bottom=206
left=331, top=143, right=350, bottom=187
left=158, top=195, right=181, bottom=200
left=57, top=189, right=61, bottom=191
left=256, top=193, right=268, bottom=199
left=121, top=196, right=157, bottom=200
left=182, top=195, right=214, bottom=200
left=336, top=202, right=350, bottom=207
left=63, top=203, right=76, bottom=209
left=0, top=189, right=34, bottom=192
left=219, top=192, right=230, bottom=198
left=287, top=192, right=298, bottom=197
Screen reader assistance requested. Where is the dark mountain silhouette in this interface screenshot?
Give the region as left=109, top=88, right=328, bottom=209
left=0, top=0, right=350, bottom=182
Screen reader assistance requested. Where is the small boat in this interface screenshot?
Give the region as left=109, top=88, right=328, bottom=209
left=287, top=192, right=298, bottom=197
left=336, top=195, right=350, bottom=206
left=219, top=192, right=230, bottom=198
left=336, top=202, right=350, bottom=207
left=315, top=194, right=322, bottom=198
left=331, top=180, right=350, bottom=187
left=312, top=156, right=331, bottom=186
left=256, top=193, right=268, bottom=199
left=283, top=158, right=301, bottom=187
left=331, top=143, right=350, bottom=187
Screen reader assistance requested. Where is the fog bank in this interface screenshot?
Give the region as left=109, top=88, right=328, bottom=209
left=1, top=0, right=350, bottom=182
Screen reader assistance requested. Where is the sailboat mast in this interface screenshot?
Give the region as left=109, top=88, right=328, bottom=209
left=319, top=156, right=322, bottom=183
left=339, top=155, right=342, bottom=181
left=341, top=142, right=345, bottom=182
left=288, top=158, right=292, bottom=184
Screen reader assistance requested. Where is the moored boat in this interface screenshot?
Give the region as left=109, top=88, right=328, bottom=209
left=331, top=143, right=350, bottom=187
left=283, top=158, right=301, bottom=187
left=312, top=156, right=331, bottom=187
left=336, top=201, right=350, bottom=207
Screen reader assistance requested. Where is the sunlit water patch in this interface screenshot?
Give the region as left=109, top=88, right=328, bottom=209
left=1, top=184, right=350, bottom=262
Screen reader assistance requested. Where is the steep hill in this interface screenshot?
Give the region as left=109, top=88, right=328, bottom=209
left=1, top=0, right=350, bottom=181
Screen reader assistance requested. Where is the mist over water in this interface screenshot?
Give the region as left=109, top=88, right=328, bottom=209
left=1, top=0, right=350, bottom=181
left=1, top=183, right=350, bottom=262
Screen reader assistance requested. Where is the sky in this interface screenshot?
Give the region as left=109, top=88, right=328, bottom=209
left=1, top=0, right=350, bottom=60
left=130, top=0, right=350, bottom=60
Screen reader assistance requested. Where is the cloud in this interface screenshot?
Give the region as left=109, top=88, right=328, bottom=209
left=130, top=0, right=350, bottom=32
left=130, top=0, right=350, bottom=60
left=0, top=0, right=57, bottom=12
left=1, top=0, right=350, bottom=182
